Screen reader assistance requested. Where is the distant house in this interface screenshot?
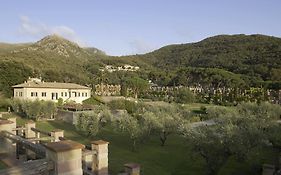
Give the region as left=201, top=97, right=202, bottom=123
left=100, top=64, right=140, bottom=72
left=12, top=78, right=91, bottom=104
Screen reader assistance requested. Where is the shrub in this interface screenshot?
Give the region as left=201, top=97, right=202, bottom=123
left=83, top=96, right=105, bottom=105
left=108, top=99, right=138, bottom=114
left=174, top=88, right=195, bottom=104
left=10, top=99, right=56, bottom=120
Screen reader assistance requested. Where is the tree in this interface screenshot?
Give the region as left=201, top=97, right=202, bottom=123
left=174, top=88, right=195, bottom=104
left=125, top=77, right=149, bottom=99
left=76, top=105, right=112, bottom=136
left=182, top=102, right=281, bottom=175
left=139, top=105, right=183, bottom=146
left=116, top=113, right=143, bottom=151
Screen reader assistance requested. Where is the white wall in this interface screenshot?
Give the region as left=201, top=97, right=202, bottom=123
left=14, top=88, right=91, bottom=104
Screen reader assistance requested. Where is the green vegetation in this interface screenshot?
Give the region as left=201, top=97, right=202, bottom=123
left=82, top=96, right=105, bottom=105
left=107, top=99, right=138, bottom=114
left=174, top=88, right=195, bottom=104
left=1, top=34, right=280, bottom=99
left=10, top=99, right=56, bottom=120
left=143, top=34, right=281, bottom=84
left=9, top=107, right=278, bottom=175
left=182, top=102, right=281, bottom=175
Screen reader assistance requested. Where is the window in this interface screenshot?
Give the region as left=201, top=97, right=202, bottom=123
left=15, top=92, right=18, bottom=97
left=61, top=92, right=64, bottom=97
left=19, top=92, right=23, bottom=97
left=31, top=92, right=37, bottom=97
left=82, top=93, right=84, bottom=97
left=42, top=92, right=47, bottom=97
left=65, top=92, right=67, bottom=97
left=85, top=93, right=87, bottom=97
left=78, top=92, right=80, bottom=97
left=52, top=93, right=58, bottom=100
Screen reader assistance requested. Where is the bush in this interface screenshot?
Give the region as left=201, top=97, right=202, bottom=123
left=174, top=88, right=195, bottom=104
left=189, top=116, right=201, bottom=122
left=10, top=99, right=56, bottom=120
left=108, top=99, right=138, bottom=114
left=0, top=98, right=11, bottom=111
left=83, top=96, right=105, bottom=105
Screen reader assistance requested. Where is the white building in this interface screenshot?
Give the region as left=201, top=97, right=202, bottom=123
left=13, top=78, right=91, bottom=104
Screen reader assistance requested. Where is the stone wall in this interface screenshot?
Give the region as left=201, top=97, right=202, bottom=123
left=56, top=110, right=94, bottom=125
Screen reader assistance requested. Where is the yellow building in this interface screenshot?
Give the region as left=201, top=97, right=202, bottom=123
left=13, top=78, right=91, bottom=104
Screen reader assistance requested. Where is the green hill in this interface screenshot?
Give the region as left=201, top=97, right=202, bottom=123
left=141, top=34, right=281, bottom=81
left=0, top=34, right=281, bottom=96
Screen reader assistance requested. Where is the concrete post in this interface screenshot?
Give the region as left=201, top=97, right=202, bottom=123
left=124, top=163, right=140, bottom=175
left=51, top=129, right=64, bottom=142
left=25, top=121, right=36, bottom=139
left=82, top=150, right=93, bottom=171
left=45, top=140, right=85, bottom=175
left=262, top=164, right=275, bottom=175
left=0, top=120, right=15, bottom=155
left=7, top=117, right=17, bottom=135
left=91, top=140, right=109, bottom=175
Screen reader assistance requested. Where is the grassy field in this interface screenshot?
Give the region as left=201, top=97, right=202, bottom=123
left=2, top=111, right=275, bottom=175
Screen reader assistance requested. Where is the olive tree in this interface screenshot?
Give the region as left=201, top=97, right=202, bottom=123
left=76, top=105, right=112, bottom=136
left=116, top=113, right=143, bottom=151
left=182, top=102, right=281, bottom=175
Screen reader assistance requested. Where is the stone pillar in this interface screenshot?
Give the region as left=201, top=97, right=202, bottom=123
left=0, top=120, right=15, bottom=154
left=51, top=129, right=64, bottom=142
left=25, top=121, right=36, bottom=139
left=45, top=140, right=85, bottom=175
left=262, top=164, right=275, bottom=175
left=7, top=117, right=17, bottom=135
left=82, top=150, right=93, bottom=171
left=91, top=140, right=109, bottom=175
left=124, top=163, right=140, bottom=175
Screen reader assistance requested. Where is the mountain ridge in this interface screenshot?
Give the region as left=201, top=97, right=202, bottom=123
left=0, top=34, right=280, bottom=96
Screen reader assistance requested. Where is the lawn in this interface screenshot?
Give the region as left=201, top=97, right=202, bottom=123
left=32, top=120, right=274, bottom=174
left=3, top=113, right=275, bottom=175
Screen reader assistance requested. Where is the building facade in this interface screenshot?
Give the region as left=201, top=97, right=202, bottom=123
left=13, top=78, right=91, bottom=104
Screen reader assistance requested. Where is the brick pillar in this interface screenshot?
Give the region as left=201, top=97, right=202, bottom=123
left=45, top=140, right=85, bottom=175
left=124, top=163, right=140, bottom=175
left=91, top=140, right=109, bottom=175
left=51, top=129, right=64, bottom=142
left=25, top=121, right=36, bottom=139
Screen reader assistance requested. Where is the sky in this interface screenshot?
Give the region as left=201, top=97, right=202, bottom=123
left=0, top=0, right=281, bottom=56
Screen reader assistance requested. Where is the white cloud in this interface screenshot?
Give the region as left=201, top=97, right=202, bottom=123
left=130, top=39, right=156, bottom=54
left=18, top=15, right=86, bottom=46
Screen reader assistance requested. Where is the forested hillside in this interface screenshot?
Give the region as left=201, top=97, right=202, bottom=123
left=0, top=34, right=280, bottom=96
left=141, top=34, right=281, bottom=81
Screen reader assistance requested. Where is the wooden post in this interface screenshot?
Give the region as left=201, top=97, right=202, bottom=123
left=45, top=140, right=85, bottom=175
left=50, top=129, right=64, bottom=142
left=124, top=163, right=140, bottom=175
left=91, top=140, right=109, bottom=175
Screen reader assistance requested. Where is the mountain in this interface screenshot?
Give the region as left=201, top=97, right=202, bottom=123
left=0, top=34, right=281, bottom=96
left=85, top=47, right=106, bottom=56
left=0, top=35, right=105, bottom=96
left=139, top=34, right=281, bottom=82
